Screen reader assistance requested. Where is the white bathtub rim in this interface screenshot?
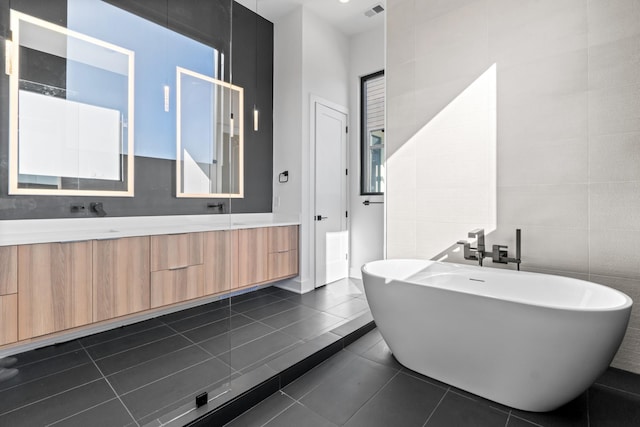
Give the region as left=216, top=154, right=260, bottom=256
left=362, top=259, right=633, bottom=313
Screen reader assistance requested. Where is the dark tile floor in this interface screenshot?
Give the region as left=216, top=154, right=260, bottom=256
left=227, top=327, right=640, bottom=427
left=4, top=276, right=640, bottom=427
left=0, top=280, right=369, bottom=427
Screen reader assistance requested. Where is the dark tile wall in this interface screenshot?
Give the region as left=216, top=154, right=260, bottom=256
left=0, top=0, right=273, bottom=219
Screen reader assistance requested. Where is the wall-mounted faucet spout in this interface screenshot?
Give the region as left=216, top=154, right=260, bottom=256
left=457, top=228, right=486, bottom=266
left=90, top=202, right=106, bottom=217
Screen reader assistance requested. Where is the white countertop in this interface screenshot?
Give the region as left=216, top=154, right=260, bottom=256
left=0, top=213, right=300, bottom=246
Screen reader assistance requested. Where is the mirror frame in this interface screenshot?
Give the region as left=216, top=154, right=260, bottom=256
left=176, top=66, right=244, bottom=199
left=7, top=10, right=135, bottom=197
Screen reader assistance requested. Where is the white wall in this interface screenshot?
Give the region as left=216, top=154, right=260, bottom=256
left=386, top=0, right=640, bottom=373
left=348, top=26, right=385, bottom=278
left=273, top=7, right=303, bottom=218
left=272, top=6, right=350, bottom=293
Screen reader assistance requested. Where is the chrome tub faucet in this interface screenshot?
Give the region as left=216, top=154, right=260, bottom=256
left=457, top=228, right=522, bottom=270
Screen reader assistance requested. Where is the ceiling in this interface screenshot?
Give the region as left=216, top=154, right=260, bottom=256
left=235, top=0, right=386, bottom=36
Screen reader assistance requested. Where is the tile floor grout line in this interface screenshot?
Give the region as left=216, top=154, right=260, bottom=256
left=287, top=350, right=355, bottom=402
left=237, top=341, right=305, bottom=374
left=91, top=331, right=183, bottom=362
left=82, top=323, right=166, bottom=350
left=163, top=321, right=224, bottom=360
left=208, top=327, right=288, bottom=358
left=163, top=310, right=233, bottom=334
left=223, top=390, right=296, bottom=427
left=242, top=305, right=317, bottom=327
left=423, top=387, right=450, bottom=427
left=398, top=368, right=449, bottom=390
left=101, top=341, right=209, bottom=379
left=95, top=349, right=215, bottom=405
left=343, top=333, right=383, bottom=356
left=4, top=343, right=84, bottom=371
left=168, top=311, right=256, bottom=347
left=160, top=322, right=243, bottom=391
left=256, top=304, right=354, bottom=342
left=162, top=289, right=289, bottom=331
left=137, top=376, right=235, bottom=426
left=252, top=392, right=298, bottom=427
left=341, top=368, right=402, bottom=426
left=508, top=414, right=545, bottom=427
left=43, top=396, right=121, bottom=427
left=593, top=382, right=640, bottom=398
left=160, top=302, right=233, bottom=325
left=231, top=295, right=291, bottom=313
left=180, top=321, right=275, bottom=359
left=0, top=376, right=105, bottom=419
left=239, top=299, right=302, bottom=318
left=78, top=341, right=141, bottom=427
left=0, top=359, right=96, bottom=395
left=504, top=410, right=511, bottom=427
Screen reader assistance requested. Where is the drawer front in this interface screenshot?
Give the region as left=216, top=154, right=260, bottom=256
left=204, top=230, right=238, bottom=295
left=268, top=226, right=298, bottom=253
left=0, top=246, right=17, bottom=295
left=18, top=241, right=93, bottom=340
left=238, top=228, right=268, bottom=287
left=93, top=237, right=150, bottom=322
left=0, top=294, right=17, bottom=345
left=268, top=250, right=299, bottom=280
left=151, top=233, right=203, bottom=271
left=150, top=265, right=204, bottom=308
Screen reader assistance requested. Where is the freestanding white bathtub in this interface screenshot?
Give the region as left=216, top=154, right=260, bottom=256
left=362, top=259, right=632, bottom=412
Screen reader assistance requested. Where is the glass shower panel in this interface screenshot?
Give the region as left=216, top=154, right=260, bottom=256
left=65, top=0, right=234, bottom=424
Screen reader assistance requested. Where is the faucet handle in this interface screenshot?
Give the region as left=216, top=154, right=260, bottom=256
left=457, top=240, right=478, bottom=261
left=492, top=244, right=508, bottom=264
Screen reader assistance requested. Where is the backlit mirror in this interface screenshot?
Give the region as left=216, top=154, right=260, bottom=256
left=8, top=10, right=134, bottom=196
left=177, top=67, right=244, bottom=198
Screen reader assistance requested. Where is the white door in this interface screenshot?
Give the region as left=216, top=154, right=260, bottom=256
left=314, top=101, right=348, bottom=287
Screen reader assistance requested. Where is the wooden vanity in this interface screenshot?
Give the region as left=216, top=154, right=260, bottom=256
left=0, top=223, right=299, bottom=351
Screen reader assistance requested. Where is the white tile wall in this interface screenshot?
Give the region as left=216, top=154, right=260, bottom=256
left=387, top=0, right=640, bottom=373
left=589, top=133, right=640, bottom=182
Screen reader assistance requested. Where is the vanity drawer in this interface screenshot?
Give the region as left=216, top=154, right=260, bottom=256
left=268, top=226, right=298, bottom=253
left=268, top=249, right=299, bottom=280
left=0, top=246, right=17, bottom=295
left=151, top=233, right=203, bottom=272
left=150, top=264, right=204, bottom=308
left=0, top=294, right=17, bottom=345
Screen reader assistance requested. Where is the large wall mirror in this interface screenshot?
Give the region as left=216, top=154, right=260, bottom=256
left=7, top=10, right=135, bottom=196
left=177, top=67, right=244, bottom=198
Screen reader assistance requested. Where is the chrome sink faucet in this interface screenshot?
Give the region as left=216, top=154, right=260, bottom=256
left=457, top=228, right=486, bottom=266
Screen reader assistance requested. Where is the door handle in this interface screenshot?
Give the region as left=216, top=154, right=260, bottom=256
left=315, top=215, right=328, bottom=221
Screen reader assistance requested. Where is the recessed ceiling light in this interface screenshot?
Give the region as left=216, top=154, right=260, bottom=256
left=339, top=0, right=350, bottom=3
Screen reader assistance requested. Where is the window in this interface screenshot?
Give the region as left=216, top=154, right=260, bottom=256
left=360, top=70, right=385, bottom=195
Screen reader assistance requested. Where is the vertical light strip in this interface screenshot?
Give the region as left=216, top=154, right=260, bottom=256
left=253, top=108, right=259, bottom=132
left=253, top=0, right=259, bottom=132
left=163, top=85, right=170, bottom=112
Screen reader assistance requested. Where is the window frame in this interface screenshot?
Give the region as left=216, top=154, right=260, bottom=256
left=360, top=70, right=385, bottom=196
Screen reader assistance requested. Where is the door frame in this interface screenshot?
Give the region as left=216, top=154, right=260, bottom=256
left=309, top=95, right=349, bottom=288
